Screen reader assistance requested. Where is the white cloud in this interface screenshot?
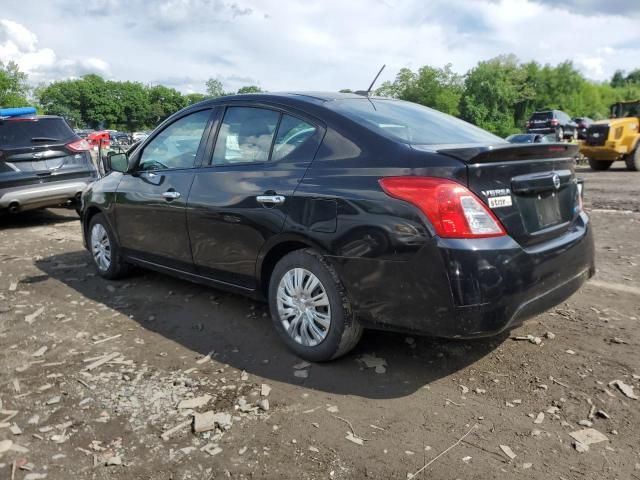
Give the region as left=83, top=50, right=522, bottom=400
left=0, top=18, right=110, bottom=82
left=2, top=1, right=640, bottom=91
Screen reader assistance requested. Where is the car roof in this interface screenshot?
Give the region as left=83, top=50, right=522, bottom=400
left=0, top=114, right=64, bottom=121
left=192, top=91, right=393, bottom=108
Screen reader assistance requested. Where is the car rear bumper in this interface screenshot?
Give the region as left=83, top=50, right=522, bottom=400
left=330, top=212, right=595, bottom=338
left=527, top=127, right=555, bottom=134
left=0, top=179, right=93, bottom=212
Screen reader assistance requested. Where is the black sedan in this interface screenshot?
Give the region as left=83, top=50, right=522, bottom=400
left=81, top=92, right=595, bottom=361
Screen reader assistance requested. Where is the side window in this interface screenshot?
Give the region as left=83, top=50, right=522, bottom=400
left=272, top=115, right=317, bottom=161
left=138, top=109, right=210, bottom=171
left=213, top=107, right=279, bottom=165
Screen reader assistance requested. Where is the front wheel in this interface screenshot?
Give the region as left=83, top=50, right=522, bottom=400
left=588, top=158, right=613, bottom=171
left=268, top=249, right=363, bottom=362
left=625, top=148, right=640, bottom=171
left=88, top=213, right=131, bottom=280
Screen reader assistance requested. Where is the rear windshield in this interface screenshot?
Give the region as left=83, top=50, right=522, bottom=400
left=530, top=112, right=553, bottom=121
left=0, top=118, right=75, bottom=147
left=331, top=99, right=503, bottom=145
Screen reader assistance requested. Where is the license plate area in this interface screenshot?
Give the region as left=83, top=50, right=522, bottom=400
left=535, top=192, right=562, bottom=228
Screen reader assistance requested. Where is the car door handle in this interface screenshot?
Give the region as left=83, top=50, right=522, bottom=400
left=162, top=190, right=181, bottom=200
left=256, top=195, right=285, bottom=205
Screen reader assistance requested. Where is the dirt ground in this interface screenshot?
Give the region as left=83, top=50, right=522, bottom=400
left=1, top=161, right=639, bottom=480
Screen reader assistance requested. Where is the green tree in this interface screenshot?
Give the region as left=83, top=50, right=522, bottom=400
left=236, top=85, right=263, bottom=94
left=184, top=93, right=207, bottom=105
left=459, top=55, right=532, bottom=136
left=205, top=78, right=226, bottom=98
left=375, top=65, right=463, bottom=115
left=0, top=61, right=30, bottom=108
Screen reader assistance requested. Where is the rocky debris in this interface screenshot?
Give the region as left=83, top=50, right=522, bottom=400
left=178, top=394, right=212, bottom=410
left=578, top=420, right=593, bottom=427
left=294, top=369, right=309, bottom=379
left=25, top=306, right=45, bottom=324
left=0, top=439, right=12, bottom=453
left=533, top=412, right=545, bottom=424
left=45, top=396, right=61, bottom=405
left=544, top=331, right=556, bottom=340
left=610, top=337, right=628, bottom=344
left=565, top=349, right=576, bottom=355
left=358, top=353, right=387, bottom=374
left=32, top=346, right=48, bottom=357
left=609, top=379, right=638, bottom=399
left=569, top=428, right=608, bottom=450
left=260, top=384, right=271, bottom=397
left=83, top=352, right=120, bottom=371
left=345, top=431, right=364, bottom=445
left=201, top=443, right=222, bottom=456
left=327, top=405, right=339, bottom=414
left=196, top=350, right=215, bottom=364
left=161, top=420, right=191, bottom=441
left=193, top=411, right=232, bottom=433
left=258, top=398, right=270, bottom=411
left=499, top=444, right=517, bottom=460
left=293, top=361, right=310, bottom=370
left=105, top=455, right=122, bottom=466
left=460, top=385, right=469, bottom=395
left=513, top=334, right=542, bottom=345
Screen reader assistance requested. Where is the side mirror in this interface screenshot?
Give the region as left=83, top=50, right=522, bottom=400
left=106, top=152, right=129, bottom=173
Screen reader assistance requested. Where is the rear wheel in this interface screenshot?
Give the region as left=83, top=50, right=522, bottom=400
left=588, top=158, right=613, bottom=171
left=624, top=148, right=640, bottom=171
left=268, top=249, right=363, bottom=362
left=88, top=213, right=131, bottom=280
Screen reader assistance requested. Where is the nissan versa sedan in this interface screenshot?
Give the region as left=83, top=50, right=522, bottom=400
left=80, top=92, right=595, bottom=361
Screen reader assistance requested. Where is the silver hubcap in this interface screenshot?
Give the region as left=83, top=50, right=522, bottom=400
left=91, top=223, right=111, bottom=272
left=277, top=268, right=331, bottom=347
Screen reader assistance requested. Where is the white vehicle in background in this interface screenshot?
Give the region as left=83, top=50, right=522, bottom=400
left=132, top=131, right=149, bottom=142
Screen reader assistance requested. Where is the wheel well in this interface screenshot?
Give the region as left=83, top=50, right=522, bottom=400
left=259, top=241, right=311, bottom=296
left=83, top=206, right=102, bottom=242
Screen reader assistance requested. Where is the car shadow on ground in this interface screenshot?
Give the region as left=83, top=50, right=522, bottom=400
left=1, top=208, right=79, bottom=228
left=36, top=249, right=506, bottom=400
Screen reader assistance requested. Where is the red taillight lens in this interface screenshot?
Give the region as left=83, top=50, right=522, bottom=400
left=66, top=139, right=90, bottom=152
left=379, top=177, right=506, bottom=239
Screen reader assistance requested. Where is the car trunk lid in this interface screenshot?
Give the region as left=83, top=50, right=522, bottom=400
left=435, top=143, right=580, bottom=247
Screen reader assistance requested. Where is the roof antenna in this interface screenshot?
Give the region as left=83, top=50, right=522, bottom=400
left=355, top=64, right=386, bottom=97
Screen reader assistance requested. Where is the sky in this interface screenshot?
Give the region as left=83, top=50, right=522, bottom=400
left=1, top=0, right=640, bottom=94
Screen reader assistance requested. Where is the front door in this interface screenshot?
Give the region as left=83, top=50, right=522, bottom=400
left=187, top=106, right=324, bottom=288
left=115, top=108, right=214, bottom=271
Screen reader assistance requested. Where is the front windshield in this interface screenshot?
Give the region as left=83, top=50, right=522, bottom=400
left=611, top=102, right=640, bottom=118
left=332, top=98, right=504, bottom=145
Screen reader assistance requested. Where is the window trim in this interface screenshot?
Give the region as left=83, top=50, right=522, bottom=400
left=205, top=103, right=324, bottom=168
left=130, top=107, right=215, bottom=173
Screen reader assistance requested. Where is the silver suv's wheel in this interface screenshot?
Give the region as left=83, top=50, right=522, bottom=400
left=269, top=249, right=363, bottom=361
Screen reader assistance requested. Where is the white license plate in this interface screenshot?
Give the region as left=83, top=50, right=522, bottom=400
left=488, top=195, right=513, bottom=209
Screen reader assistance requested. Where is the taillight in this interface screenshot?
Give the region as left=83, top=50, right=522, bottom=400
left=379, top=177, right=506, bottom=239
left=66, top=139, right=90, bottom=152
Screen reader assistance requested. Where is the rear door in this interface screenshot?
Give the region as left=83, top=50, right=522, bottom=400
left=440, top=143, right=581, bottom=247
left=187, top=105, right=324, bottom=288
left=115, top=108, right=214, bottom=271
left=0, top=117, right=95, bottom=191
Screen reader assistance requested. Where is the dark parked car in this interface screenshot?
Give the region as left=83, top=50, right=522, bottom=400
left=1, top=112, right=98, bottom=214
left=573, top=117, right=593, bottom=140
left=526, top=110, right=578, bottom=140
left=110, top=131, right=131, bottom=146
left=506, top=133, right=548, bottom=144
left=80, top=93, right=595, bottom=361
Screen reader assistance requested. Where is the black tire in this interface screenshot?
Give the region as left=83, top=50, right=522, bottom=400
left=268, top=249, right=363, bottom=362
left=87, top=213, right=131, bottom=280
left=588, top=158, right=613, bottom=171
left=624, top=148, right=640, bottom=171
